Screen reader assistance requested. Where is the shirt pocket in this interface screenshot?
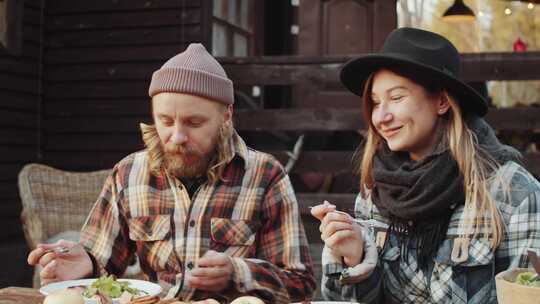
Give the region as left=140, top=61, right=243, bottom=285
left=433, top=237, right=496, bottom=303
left=434, top=237, right=494, bottom=266
left=128, top=215, right=174, bottom=271
left=210, top=218, right=259, bottom=256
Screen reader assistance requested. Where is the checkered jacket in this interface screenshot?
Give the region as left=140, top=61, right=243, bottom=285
left=321, top=161, right=540, bottom=303
left=79, top=132, right=316, bottom=303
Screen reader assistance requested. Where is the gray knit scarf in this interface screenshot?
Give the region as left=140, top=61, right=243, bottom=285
left=371, top=116, right=521, bottom=269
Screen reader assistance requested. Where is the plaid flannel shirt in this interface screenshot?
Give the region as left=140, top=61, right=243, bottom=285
left=322, top=161, right=540, bottom=304
left=79, top=132, right=316, bottom=303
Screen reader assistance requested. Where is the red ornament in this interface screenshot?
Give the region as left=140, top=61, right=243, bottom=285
left=513, top=37, right=527, bottom=52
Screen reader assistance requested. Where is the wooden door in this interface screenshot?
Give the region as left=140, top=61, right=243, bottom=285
left=295, top=0, right=397, bottom=108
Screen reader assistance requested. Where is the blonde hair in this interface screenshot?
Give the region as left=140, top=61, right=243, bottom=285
left=140, top=120, right=234, bottom=183
left=356, top=71, right=504, bottom=249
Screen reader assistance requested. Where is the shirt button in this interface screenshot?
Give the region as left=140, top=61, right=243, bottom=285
left=189, top=220, right=195, bottom=227
left=187, top=262, right=194, bottom=270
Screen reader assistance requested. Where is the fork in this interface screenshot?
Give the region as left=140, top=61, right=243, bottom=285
left=309, top=206, right=389, bottom=229
left=43, top=246, right=70, bottom=255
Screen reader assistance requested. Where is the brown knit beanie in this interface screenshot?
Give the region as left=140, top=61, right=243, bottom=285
left=148, top=43, right=234, bottom=105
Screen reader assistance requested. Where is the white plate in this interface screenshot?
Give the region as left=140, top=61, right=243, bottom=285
left=292, top=302, right=361, bottom=304
left=40, top=278, right=162, bottom=304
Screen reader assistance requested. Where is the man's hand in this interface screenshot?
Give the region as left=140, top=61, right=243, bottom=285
left=187, top=250, right=234, bottom=292
left=27, top=239, right=93, bottom=285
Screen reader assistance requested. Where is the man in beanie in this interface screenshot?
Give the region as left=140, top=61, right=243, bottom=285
left=28, top=44, right=316, bottom=303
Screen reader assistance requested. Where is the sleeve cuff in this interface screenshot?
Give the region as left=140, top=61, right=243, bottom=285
left=340, top=227, right=379, bottom=285
left=86, top=250, right=107, bottom=278
left=229, top=256, right=254, bottom=293
left=321, top=227, right=379, bottom=285
left=322, top=245, right=344, bottom=278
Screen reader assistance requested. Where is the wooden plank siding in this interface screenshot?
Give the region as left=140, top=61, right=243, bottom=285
left=42, top=0, right=208, bottom=170
left=0, top=0, right=42, bottom=245
left=0, top=0, right=42, bottom=289
left=41, top=51, right=540, bottom=176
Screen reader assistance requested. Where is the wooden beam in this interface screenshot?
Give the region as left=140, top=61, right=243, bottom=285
left=485, top=107, right=540, bottom=131
left=0, top=110, right=38, bottom=129
left=45, top=132, right=354, bottom=173
left=45, top=81, right=149, bottom=99
left=46, top=64, right=156, bottom=82
left=225, top=64, right=339, bottom=86
left=0, top=90, right=38, bottom=111
left=0, top=147, right=38, bottom=162
left=47, top=8, right=201, bottom=31
left=461, top=52, right=540, bottom=81
left=43, top=52, right=540, bottom=83
left=0, top=58, right=39, bottom=77
left=45, top=151, right=130, bottom=171
left=0, top=75, right=39, bottom=95
left=0, top=181, right=21, bottom=198
left=43, top=107, right=540, bottom=133
left=218, top=52, right=540, bottom=84
left=235, top=108, right=364, bottom=131
left=46, top=26, right=201, bottom=48
left=45, top=99, right=150, bottom=116
left=0, top=129, right=37, bottom=146
left=0, top=164, right=27, bottom=182
left=48, top=0, right=201, bottom=14
left=45, top=45, right=188, bottom=64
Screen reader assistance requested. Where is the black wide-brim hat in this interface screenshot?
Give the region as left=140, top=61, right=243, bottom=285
left=340, top=27, right=488, bottom=116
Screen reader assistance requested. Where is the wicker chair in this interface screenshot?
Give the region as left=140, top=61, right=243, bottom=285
left=18, top=163, right=112, bottom=287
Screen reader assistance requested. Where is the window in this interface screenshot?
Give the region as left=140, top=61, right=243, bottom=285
left=211, top=0, right=254, bottom=57
left=0, top=0, right=23, bottom=55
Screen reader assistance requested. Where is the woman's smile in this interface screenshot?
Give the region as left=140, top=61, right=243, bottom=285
left=381, top=126, right=403, bottom=138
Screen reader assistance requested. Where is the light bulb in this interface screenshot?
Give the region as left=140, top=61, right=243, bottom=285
left=528, top=3, right=534, bottom=10
left=504, top=7, right=512, bottom=15
left=478, top=11, right=484, bottom=17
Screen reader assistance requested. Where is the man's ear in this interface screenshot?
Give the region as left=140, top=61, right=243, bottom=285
left=223, top=104, right=233, bottom=122
left=437, top=93, right=451, bottom=115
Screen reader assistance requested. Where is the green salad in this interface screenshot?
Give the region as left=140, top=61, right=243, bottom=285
left=83, top=275, right=143, bottom=298
left=515, top=272, right=540, bottom=288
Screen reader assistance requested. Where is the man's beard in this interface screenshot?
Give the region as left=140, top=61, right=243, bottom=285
left=162, top=140, right=216, bottom=178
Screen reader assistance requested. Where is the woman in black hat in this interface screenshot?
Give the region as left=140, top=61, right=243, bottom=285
left=311, top=27, right=540, bottom=303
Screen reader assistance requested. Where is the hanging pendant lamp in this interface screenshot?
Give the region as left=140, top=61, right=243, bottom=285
left=442, top=0, right=476, bottom=22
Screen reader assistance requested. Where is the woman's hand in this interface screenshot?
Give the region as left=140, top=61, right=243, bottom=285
left=312, top=201, right=365, bottom=267
left=310, top=200, right=337, bottom=221
left=320, top=211, right=365, bottom=267
left=27, top=239, right=93, bottom=285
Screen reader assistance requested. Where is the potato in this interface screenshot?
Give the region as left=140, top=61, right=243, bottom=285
left=43, top=289, right=85, bottom=304
left=197, top=300, right=219, bottom=304
left=230, top=296, right=265, bottom=304
left=170, top=300, right=218, bottom=304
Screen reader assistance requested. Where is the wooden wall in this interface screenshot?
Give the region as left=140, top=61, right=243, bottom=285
left=0, top=0, right=210, bottom=288
left=221, top=52, right=540, bottom=241
left=0, top=0, right=43, bottom=287
left=43, top=0, right=208, bottom=171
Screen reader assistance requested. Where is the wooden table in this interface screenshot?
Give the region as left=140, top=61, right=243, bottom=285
left=0, top=287, right=43, bottom=304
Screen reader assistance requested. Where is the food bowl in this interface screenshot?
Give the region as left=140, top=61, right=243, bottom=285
left=40, top=278, right=162, bottom=304
left=495, top=268, right=540, bottom=304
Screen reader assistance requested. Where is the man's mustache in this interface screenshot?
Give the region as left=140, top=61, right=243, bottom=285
left=164, top=144, right=198, bottom=155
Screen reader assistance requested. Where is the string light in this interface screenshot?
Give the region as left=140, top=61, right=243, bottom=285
left=504, top=7, right=512, bottom=15
left=478, top=11, right=484, bottom=17
left=528, top=2, right=534, bottom=10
